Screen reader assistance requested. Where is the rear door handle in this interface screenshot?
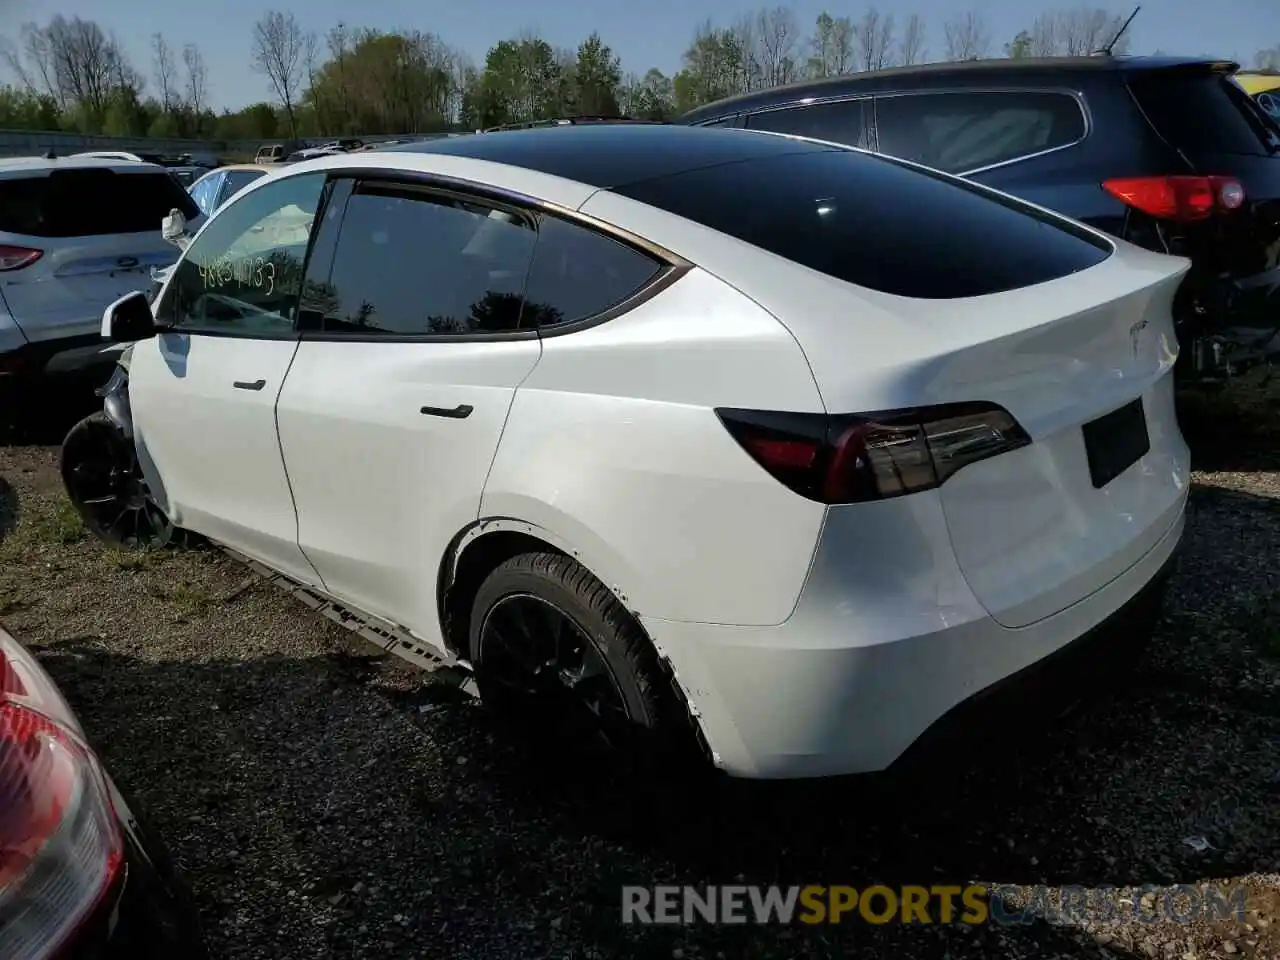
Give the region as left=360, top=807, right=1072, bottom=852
left=233, top=379, right=266, bottom=391
left=420, top=404, right=473, bottom=419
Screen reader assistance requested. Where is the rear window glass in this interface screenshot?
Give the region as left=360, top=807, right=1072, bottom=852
left=0, top=169, right=199, bottom=238
left=1129, top=74, right=1280, bottom=157
left=612, top=149, right=1111, bottom=299
left=875, top=91, right=1086, bottom=173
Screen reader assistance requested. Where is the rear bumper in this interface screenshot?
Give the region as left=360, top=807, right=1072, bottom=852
left=0, top=332, right=123, bottom=378
left=643, top=493, right=1185, bottom=779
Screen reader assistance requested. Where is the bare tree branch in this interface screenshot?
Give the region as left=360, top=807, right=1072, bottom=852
left=899, top=13, right=928, bottom=66
left=183, top=43, right=208, bottom=118
left=251, top=10, right=305, bottom=134
left=943, top=10, right=992, bottom=61
left=755, top=6, right=798, bottom=88
left=856, top=8, right=896, bottom=71
left=152, top=33, right=176, bottom=111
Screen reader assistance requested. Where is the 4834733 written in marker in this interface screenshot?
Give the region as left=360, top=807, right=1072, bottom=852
left=199, top=254, right=275, bottom=296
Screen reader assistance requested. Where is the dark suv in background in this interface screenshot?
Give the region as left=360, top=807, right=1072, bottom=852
left=679, top=56, right=1280, bottom=382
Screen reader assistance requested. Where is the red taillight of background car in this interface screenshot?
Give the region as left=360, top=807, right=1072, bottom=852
left=716, top=402, right=1031, bottom=504
left=1102, top=175, right=1246, bottom=221
left=0, top=636, right=124, bottom=960
left=0, top=246, right=42, bottom=272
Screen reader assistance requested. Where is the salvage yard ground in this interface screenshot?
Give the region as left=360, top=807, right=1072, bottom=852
left=1, top=374, right=1279, bottom=960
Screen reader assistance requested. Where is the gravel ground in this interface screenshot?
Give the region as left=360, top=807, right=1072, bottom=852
left=1, top=375, right=1279, bottom=960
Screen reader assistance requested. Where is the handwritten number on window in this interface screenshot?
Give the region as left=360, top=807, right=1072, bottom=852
left=198, top=255, right=275, bottom=297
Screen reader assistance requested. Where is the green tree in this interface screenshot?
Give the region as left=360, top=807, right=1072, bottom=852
left=478, top=36, right=563, bottom=125
left=305, top=28, right=456, bottom=135
left=574, top=32, right=621, bottom=116
left=621, top=68, right=675, bottom=120
left=0, top=87, right=61, bottom=129
left=148, top=110, right=181, bottom=138
left=1005, top=30, right=1033, bottom=58
left=672, top=21, right=749, bottom=113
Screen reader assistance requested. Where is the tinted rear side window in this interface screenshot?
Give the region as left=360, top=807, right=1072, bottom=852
left=613, top=149, right=1111, bottom=299
left=874, top=91, right=1086, bottom=173
left=522, top=215, right=663, bottom=328
left=747, top=100, right=869, bottom=149
left=0, top=169, right=199, bottom=237
left=1128, top=73, right=1280, bottom=157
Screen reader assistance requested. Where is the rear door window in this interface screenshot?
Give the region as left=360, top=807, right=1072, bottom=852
left=747, top=100, right=868, bottom=149
left=874, top=91, right=1087, bottom=173
left=321, top=183, right=538, bottom=336
left=521, top=215, right=663, bottom=328
left=1128, top=72, right=1280, bottom=157
left=612, top=148, right=1111, bottom=299
left=0, top=169, right=200, bottom=238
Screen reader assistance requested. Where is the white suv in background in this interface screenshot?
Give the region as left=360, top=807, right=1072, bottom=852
left=0, top=156, right=202, bottom=383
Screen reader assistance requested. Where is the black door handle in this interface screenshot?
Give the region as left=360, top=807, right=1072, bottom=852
left=420, top=404, right=473, bottom=419
left=233, top=379, right=266, bottom=391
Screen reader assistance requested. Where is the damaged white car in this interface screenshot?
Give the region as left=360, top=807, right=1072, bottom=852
left=61, top=125, right=1189, bottom=780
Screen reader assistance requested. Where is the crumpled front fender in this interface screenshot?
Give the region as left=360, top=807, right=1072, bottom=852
left=97, top=360, right=133, bottom=440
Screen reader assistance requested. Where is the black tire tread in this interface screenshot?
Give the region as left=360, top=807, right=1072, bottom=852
left=470, top=550, right=707, bottom=775
left=60, top=411, right=195, bottom=551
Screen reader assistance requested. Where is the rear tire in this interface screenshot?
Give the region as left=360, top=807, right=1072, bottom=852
left=468, top=551, right=706, bottom=780
left=60, top=412, right=195, bottom=550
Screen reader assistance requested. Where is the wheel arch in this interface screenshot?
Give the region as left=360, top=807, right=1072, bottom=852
left=435, top=514, right=714, bottom=768
left=436, top=514, right=643, bottom=661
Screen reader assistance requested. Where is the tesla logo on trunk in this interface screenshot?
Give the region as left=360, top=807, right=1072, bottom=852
left=1129, top=318, right=1148, bottom=359
left=116, top=256, right=139, bottom=268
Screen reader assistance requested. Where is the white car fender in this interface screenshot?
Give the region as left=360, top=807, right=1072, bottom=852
left=450, top=506, right=647, bottom=615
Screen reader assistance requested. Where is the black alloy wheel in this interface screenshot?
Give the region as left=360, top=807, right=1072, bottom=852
left=468, top=552, right=706, bottom=780
left=477, top=592, right=634, bottom=758
left=60, top=412, right=182, bottom=549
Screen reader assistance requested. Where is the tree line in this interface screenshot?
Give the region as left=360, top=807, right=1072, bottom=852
left=1, top=9, right=1275, bottom=141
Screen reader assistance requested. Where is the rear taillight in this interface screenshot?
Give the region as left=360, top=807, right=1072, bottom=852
left=0, top=246, right=42, bottom=272
left=1102, top=176, right=1245, bottom=221
left=0, top=635, right=123, bottom=960
left=716, top=403, right=1031, bottom=504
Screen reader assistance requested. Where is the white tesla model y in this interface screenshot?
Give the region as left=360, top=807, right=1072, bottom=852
left=66, top=123, right=1190, bottom=780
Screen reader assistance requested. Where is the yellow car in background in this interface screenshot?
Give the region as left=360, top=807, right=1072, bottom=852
left=1234, top=71, right=1280, bottom=120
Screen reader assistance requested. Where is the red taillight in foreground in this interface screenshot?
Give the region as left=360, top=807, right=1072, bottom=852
left=716, top=403, right=1031, bottom=504
left=1102, top=175, right=1245, bottom=221
left=0, top=635, right=124, bottom=960
left=0, top=246, right=42, bottom=272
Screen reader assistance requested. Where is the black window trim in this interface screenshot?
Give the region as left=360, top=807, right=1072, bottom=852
left=696, top=114, right=746, bottom=129
left=155, top=170, right=335, bottom=343
left=292, top=167, right=693, bottom=345
left=870, top=86, right=1093, bottom=177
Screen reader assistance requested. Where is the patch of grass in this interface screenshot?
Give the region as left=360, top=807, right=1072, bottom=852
left=108, top=548, right=164, bottom=572
left=20, top=498, right=85, bottom=547
left=149, top=580, right=214, bottom=620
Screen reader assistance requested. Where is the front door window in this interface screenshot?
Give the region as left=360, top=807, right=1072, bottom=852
left=155, top=172, right=327, bottom=337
